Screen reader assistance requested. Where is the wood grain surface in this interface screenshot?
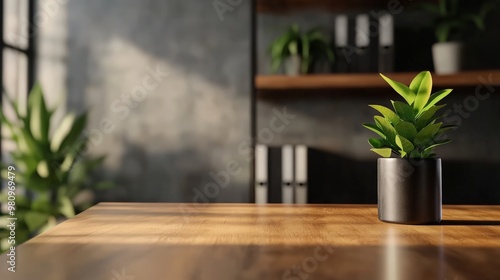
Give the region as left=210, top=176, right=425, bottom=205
left=1, top=203, right=500, bottom=280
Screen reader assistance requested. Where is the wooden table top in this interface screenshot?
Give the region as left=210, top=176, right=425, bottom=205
left=2, top=203, right=500, bottom=280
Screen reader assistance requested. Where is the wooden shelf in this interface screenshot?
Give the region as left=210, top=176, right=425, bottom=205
left=256, top=70, right=500, bottom=92
left=256, top=0, right=389, bottom=13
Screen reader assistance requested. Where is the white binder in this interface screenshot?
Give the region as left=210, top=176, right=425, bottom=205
left=294, top=145, right=308, bottom=204
left=255, top=144, right=268, bottom=204
left=378, top=12, right=394, bottom=72
left=334, top=14, right=351, bottom=72
left=355, top=14, right=370, bottom=49
left=355, top=14, right=370, bottom=72
left=281, top=145, right=294, bottom=204
left=335, top=15, right=348, bottom=48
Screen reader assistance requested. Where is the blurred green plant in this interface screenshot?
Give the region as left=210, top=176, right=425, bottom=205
left=269, top=24, right=334, bottom=74
left=419, top=0, right=498, bottom=42
left=363, top=71, right=456, bottom=158
left=0, top=84, right=113, bottom=251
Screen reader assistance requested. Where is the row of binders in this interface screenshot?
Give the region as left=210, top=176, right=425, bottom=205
left=334, top=13, right=394, bottom=73
left=254, top=144, right=309, bottom=204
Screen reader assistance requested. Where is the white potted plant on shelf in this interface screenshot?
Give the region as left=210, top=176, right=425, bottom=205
left=269, top=24, right=334, bottom=76
left=420, top=0, right=497, bottom=74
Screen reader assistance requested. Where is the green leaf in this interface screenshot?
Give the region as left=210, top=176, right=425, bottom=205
left=18, top=128, right=43, bottom=160
left=36, top=160, right=50, bottom=178
left=409, top=71, right=427, bottom=94
left=82, top=156, right=105, bottom=171
left=415, top=105, right=446, bottom=130
left=51, top=114, right=76, bottom=152
left=270, top=27, right=299, bottom=73
left=439, top=0, right=447, bottom=16
left=380, top=73, right=416, bottom=104
left=25, top=172, right=54, bottom=192
left=363, top=123, right=386, bottom=139
left=288, top=41, right=298, bottom=55
left=370, top=148, right=392, bottom=158
left=409, top=150, right=423, bottom=158
left=58, top=195, right=75, bottom=218
left=414, top=122, right=443, bottom=146
left=464, top=14, right=485, bottom=30
left=59, top=113, right=87, bottom=153
left=290, top=24, right=299, bottom=34
left=369, top=105, right=400, bottom=124
left=301, top=34, right=310, bottom=74
left=416, top=104, right=446, bottom=119
left=423, top=89, right=453, bottom=111
left=374, top=116, right=397, bottom=145
left=9, top=151, right=38, bottom=174
left=60, top=139, right=87, bottom=172
left=68, top=162, right=87, bottom=186
left=395, top=135, right=415, bottom=155
left=271, top=57, right=283, bottom=73
left=391, top=101, right=415, bottom=122
left=60, top=153, right=76, bottom=173
left=411, top=71, right=433, bottom=113
left=38, top=216, right=57, bottom=234
left=93, top=181, right=115, bottom=190
left=424, top=139, right=452, bottom=152
left=421, top=149, right=433, bottom=158
left=28, top=83, right=51, bottom=143
left=368, top=138, right=386, bottom=149
left=394, top=121, right=417, bottom=141
left=437, top=124, right=458, bottom=134
left=51, top=112, right=87, bottom=153
left=436, top=22, right=451, bottom=42
left=32, top=194, right=52, bottom=213
left=24, top=211, right=50, bottom=232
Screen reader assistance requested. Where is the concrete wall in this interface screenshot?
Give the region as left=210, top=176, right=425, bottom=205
left=37, top=0, right=252, bottom=202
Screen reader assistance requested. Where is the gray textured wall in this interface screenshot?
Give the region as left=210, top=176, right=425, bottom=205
left=256, top=9, right=500, bottom=204
left=62, top=0, right=252, bottom=202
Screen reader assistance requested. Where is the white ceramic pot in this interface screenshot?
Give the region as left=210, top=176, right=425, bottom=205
left=284, top=54, right=302, bottom=76
left=432, top=42, right=464, bottom=74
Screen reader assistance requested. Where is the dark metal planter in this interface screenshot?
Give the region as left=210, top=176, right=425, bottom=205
left=378, top=158, right=442, bottom=225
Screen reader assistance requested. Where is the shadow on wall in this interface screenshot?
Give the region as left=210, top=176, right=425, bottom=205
left=67, top=0, right=250, bottom=104
left=61, top=0, right=251, bottom=202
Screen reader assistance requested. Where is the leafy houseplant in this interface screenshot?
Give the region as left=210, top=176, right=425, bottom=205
left=0, top=84, right=112, bottom=251
left=419, top=0, right=498, bottom=73
left=269, top=24, right=334, bottom=75
left=363, top=71, right=454, bottom=224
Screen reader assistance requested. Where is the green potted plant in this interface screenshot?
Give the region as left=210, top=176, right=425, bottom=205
left=419, top=0, right=497, bottom=74
left=269, top=24, right=334, bottom=76
left=0, top=84, right=113, bottom=251
left=363, top=71, right=455, bottom=224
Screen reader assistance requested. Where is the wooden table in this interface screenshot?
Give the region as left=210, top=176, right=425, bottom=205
left=2, top=203, right=500, bottom=280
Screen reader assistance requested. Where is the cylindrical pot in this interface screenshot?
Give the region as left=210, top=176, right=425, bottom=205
left=378, top=158, right=442, bottom=224
left=432, top=42, right=464, bottom=74
left=284, top=54, right=302, bottom=76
